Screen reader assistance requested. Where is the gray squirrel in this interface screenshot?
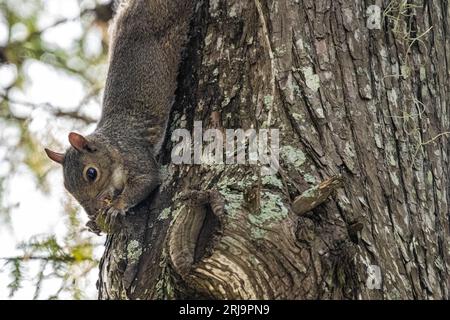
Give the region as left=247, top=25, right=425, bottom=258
left=45, top=0, right=194, bottom=234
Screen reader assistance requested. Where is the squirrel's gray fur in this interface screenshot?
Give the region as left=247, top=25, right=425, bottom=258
left=45, top=0, right=194, bottom=234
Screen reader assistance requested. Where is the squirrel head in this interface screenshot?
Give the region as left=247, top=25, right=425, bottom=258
left=45, top=132, right=125, bottom=216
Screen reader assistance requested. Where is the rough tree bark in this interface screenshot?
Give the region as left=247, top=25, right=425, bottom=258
left=98, top=0, right=449, bottom=299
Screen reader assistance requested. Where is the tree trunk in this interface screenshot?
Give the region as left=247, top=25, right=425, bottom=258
left=98, top=0, right=449, bottom=299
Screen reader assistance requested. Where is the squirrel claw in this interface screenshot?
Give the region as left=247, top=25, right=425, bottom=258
left=106, top=206, right=127, bottom=217
left=101, top=207, right=122, bottom=233
left=104, top=205, right=129, bottom=232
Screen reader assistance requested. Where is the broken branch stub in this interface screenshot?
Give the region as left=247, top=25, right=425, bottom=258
left=292, top=176, right=344, bottom=215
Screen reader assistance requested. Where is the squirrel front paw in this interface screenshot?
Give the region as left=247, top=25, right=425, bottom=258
left=95, top=198, right=129, bottom=234
left=105, top=197, right=129, bottom=217
left=86, top=219, right=102, bottom=235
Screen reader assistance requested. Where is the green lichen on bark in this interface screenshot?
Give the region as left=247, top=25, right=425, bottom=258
left=281, top=145, right=306, bottom=167
left=127, top=240, right=142, bottom=263
left=220, top=187, right=244, bottom=218
left=302, top=66, right=321, bottom=91
left=248, top=192, right=288, bottom=239
left=262, top=175, right=284, bottom=189
left=158, top=207, right=171, bottom=220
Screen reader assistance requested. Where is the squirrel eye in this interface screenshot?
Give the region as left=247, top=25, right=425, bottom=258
left=86, top=167, right=98, bottom=181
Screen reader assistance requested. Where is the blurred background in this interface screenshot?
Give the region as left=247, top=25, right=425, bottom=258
left=0, top=0, right=115, bottom=299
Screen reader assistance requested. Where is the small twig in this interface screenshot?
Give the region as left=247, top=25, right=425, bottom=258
left=1, top=255, right=76, bottom=263
left=22, top=9, right=92, bottom=44
left=0, top=93, right=97, bottom=124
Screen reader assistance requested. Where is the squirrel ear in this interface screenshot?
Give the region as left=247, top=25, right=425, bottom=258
left=68, top=132, right=89, bottom=152
left=45, top=148, right=64, bottom=164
